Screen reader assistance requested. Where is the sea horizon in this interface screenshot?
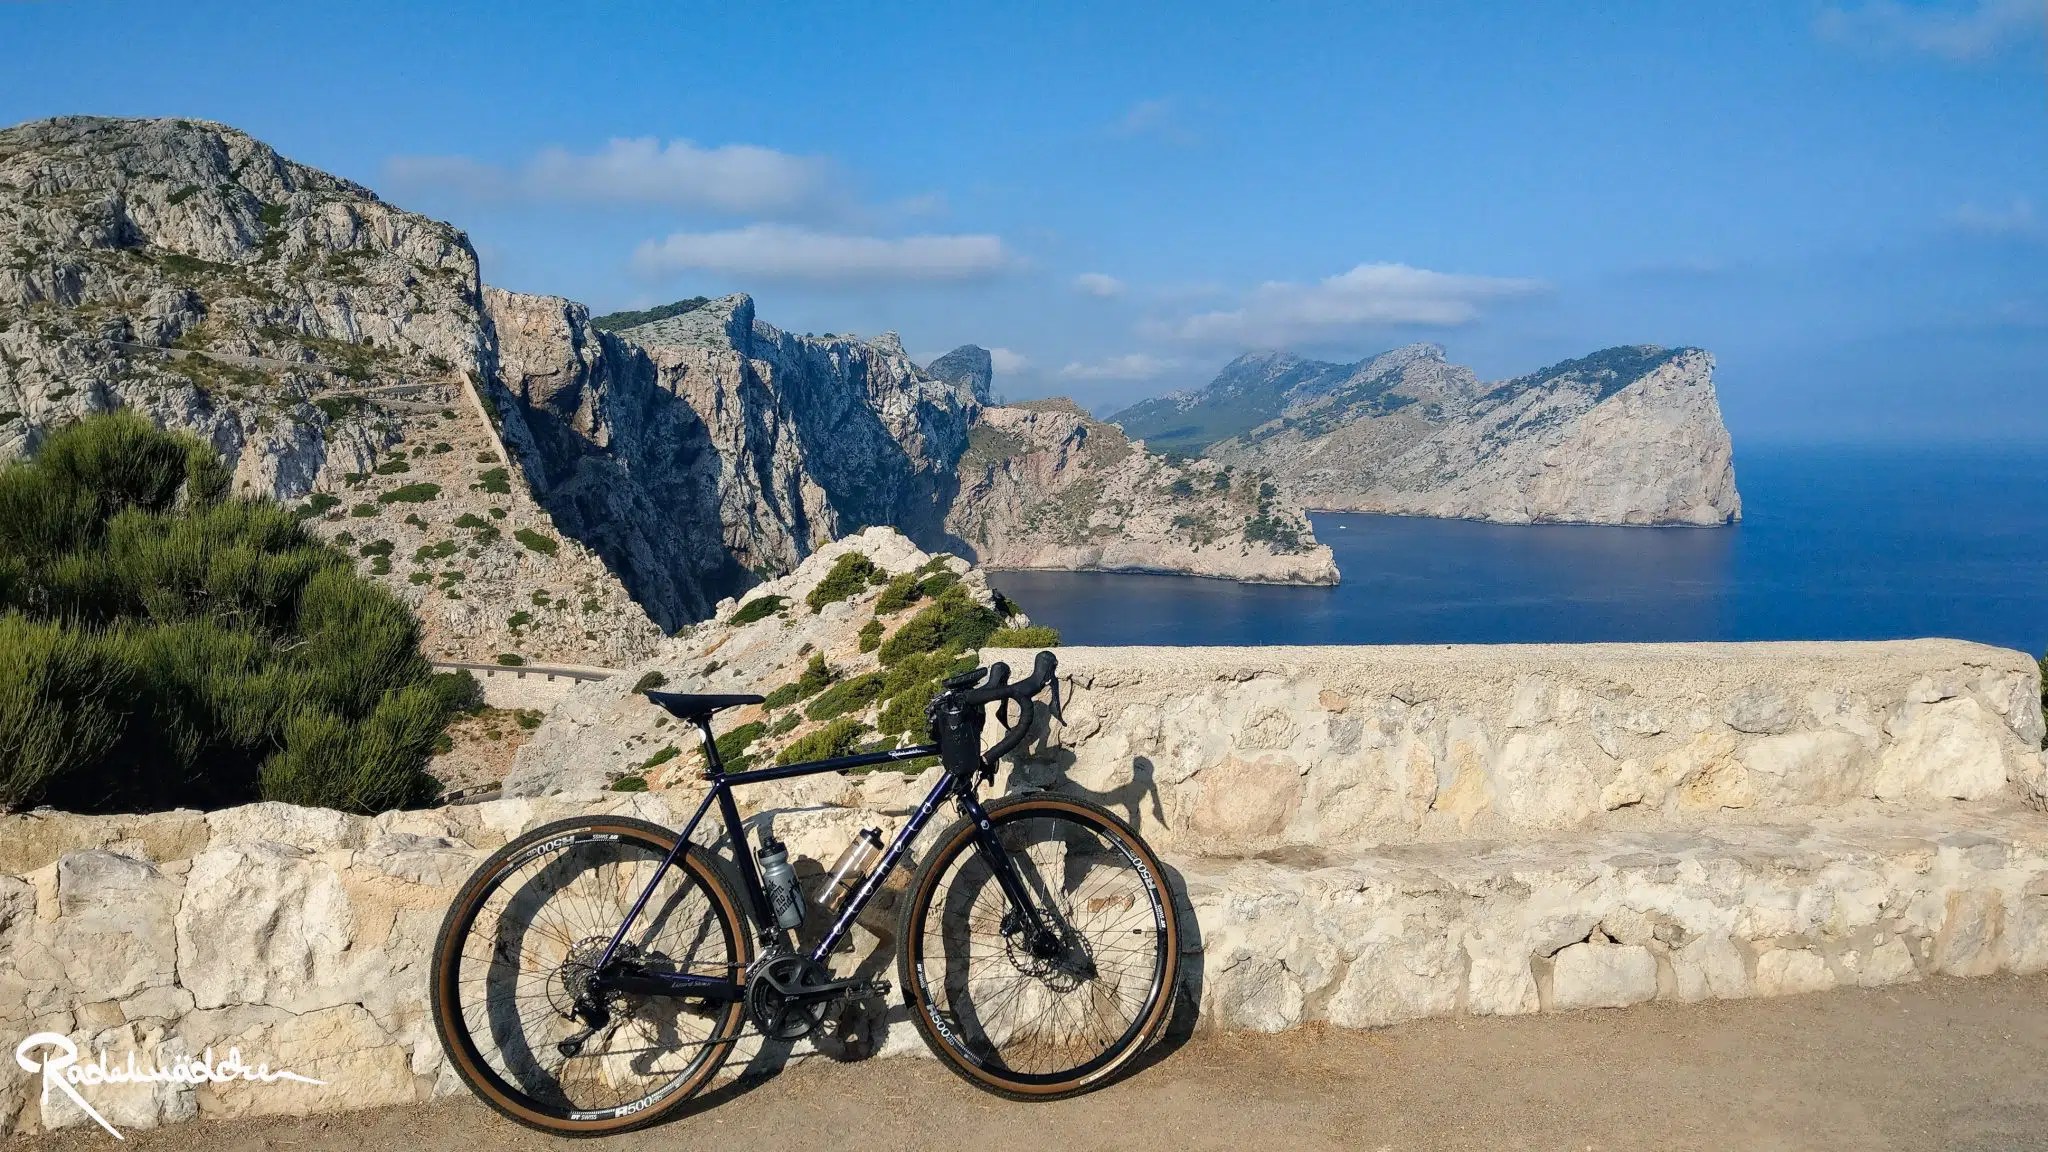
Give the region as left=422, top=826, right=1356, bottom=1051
left=990, top=440, right=2048, bottom=656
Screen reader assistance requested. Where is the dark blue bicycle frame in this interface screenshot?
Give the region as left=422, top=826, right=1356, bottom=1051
left=592, top=716, right=1044, bottom=1003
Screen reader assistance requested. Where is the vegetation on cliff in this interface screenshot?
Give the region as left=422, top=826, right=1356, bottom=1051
left=0, top=413, right=467, bottom=815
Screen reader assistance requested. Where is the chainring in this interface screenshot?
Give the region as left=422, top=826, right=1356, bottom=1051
left=744, top=953, right=835, bottom=1041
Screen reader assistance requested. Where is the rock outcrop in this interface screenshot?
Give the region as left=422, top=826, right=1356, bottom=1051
left=945, top=398, right=1337, bottom=584
left=0, top=115, right=660, bottom=664
left=507, top=526, right=1025, bottom=795
left=1115, top=343, right=1742, bottom=527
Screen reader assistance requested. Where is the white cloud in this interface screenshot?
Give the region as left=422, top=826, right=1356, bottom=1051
left=1073, top=272, right=1126, bottom=297
left=632, top=224, right=1015, bottom=282
left=988, top=347, right=1030, bottom=374
left=1950, top=198, right=2045, bottom=240
left=1059, top=353, right=1177, bottom=381
left=1108, top=97, right=1195, bottom=143
left=386, top=137, right=836, bottom=217
left=1154, top=262, right=1546, bottom=345
left=1816, top=0, right=2043, bottom=60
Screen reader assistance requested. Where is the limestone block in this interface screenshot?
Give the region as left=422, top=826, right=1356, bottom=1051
left=206, top=803, right=370, bottom=853
left=1739, top=731, right=1870, bottom=805
left=53, top=851, right=180, bottom=1000
left=1753, top=948, right=1837, bottom=996
left=175, top=842, right=361, bottom=1014
left=1876, top=697, right=2008, bottom=801
left=1724, top=685, right=1796, bottom=734
left=1550, top=942, right=1659, bottom=1010
left=1493, top=730, right=1602, bottom=829
left=1931, top=889, right=2007, bottom=976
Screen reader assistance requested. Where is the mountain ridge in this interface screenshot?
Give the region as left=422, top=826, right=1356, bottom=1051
left=1113, top=341, right=1741, bottom=527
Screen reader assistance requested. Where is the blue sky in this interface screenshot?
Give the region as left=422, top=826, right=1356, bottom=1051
left=3, top=0, right=2043, bottom=441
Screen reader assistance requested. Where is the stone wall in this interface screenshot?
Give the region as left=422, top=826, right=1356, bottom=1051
left=3, top=639, right=2043, bottom=1135
left=985, top=639, right=2047, bottom=855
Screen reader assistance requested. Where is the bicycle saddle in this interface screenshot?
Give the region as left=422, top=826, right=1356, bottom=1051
left=643, top=690, right=765, bottom=721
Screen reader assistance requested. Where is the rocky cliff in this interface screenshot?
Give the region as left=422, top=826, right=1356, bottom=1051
left=1116, top=343, right=1742, bottom=527
left=484, top=290, right=979, bottom=628
left=0, top=114, right=1337, bottom=668
left=0, top=115, right=661, bottom=664
left=945, top=398, right=1337, bottom=583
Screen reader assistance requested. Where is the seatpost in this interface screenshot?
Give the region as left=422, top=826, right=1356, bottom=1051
left=695, top=717, right=724, bottom=776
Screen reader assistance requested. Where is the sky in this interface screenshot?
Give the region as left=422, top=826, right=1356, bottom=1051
left=2, top=0, right=2044, bottom=442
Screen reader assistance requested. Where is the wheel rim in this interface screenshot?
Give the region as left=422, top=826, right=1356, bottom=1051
left=912, top=807, right=1171, bottom=1087
left=442, top=831, right=739, bottom=1122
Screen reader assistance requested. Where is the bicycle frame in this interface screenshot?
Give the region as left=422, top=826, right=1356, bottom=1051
left=592, top=716, right=1044, bottom=1002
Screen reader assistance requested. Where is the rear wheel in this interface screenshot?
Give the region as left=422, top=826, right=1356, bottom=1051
left=430, top=817, right=749, bottom=1135
left=898, top=793, right=1180, bottom=1100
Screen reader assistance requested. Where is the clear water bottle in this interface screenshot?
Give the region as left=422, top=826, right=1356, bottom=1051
left=821, top=828, right=885, bottom=914
left=757, top=833, right=805, bottom=930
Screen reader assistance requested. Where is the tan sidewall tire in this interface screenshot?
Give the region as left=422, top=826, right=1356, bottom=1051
left=430, top=817, right=751, bottom=1136
left=897, top=793, right=1182, bottom=1101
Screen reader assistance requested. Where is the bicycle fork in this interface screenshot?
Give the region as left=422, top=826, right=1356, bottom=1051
left=956, top=789, right=1076, bottom=966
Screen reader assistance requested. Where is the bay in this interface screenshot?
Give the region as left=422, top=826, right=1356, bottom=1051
left=988, top=444, right=2048, bottom=656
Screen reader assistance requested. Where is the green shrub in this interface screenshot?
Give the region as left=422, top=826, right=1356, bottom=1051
left=632, top=670, right=668, bottom=694
left=297, top=492, right=340, bottom=519
left=917, top=569, right=961, bottom=599
left=761, top=682, right=802, bottom=710
left=378, top=483, right=440, bottom=504
left=373, top=459, right=409, bottom=475
left=477, top=467, right=511, bottom=495
left=730, top=594, right=787, bottom=625
left=878, top=681, right=939, bottom=740
left=514, top=709, right=542, bottom=731
left=506, top=611, right=531, bottom=630
left=874, top=572, right=922, bottom=614
left=609, top=774, right=647, bottom=792
left=794, top=652, right=835, bottom=698
left=716, top=720, right=766, bottom=771
left=452, top=512, right=488, bottom=530
left=514, top=528, right=558, bottom=555
left=859, top=618, right=884, bottom=652
left=641, top=744, right=679, bottom=771
left=877, top=586, right=1003, bottom=666
left=350, top=502, right=377, bottom=517
left=359, top=538, right=394, bottom=558
left=775, top=717, right=868, bottom=766
left=495, top=653, right=524, bottom=666
left=768, top=711, right=800, bottom=736
left=414, top=540, right=456, bottom=563
left=0, top=412, right=454, bottom=815
left=807, top=553, right=882, bottom=612
left=805, top=672, right=886, bottom=722
left=986, top=625, right=1061, bottom=649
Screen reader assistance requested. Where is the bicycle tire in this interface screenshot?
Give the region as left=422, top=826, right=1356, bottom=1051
left=897, top=792, right=1181, bottom=1100
left=430, top=816, right=750, bottom=1135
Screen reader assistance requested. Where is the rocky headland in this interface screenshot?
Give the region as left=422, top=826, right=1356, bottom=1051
left=1113, top=343, right=1742, bottom=527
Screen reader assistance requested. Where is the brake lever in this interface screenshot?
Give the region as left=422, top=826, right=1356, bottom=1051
left=1047, top=676, right=1065, bottom=725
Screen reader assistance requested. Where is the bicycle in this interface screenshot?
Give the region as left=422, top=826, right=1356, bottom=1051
left=429, top=651, right=1182, bottom=1135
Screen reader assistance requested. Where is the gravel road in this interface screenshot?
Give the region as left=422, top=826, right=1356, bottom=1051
left=12, top=974, right=2048, bottom=1152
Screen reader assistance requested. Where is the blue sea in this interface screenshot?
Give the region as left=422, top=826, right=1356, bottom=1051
left=989, top=445, right=2048, bottom=657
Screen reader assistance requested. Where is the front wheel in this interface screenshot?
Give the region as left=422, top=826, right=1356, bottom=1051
left=898, top=792, right=1181, bottom=1100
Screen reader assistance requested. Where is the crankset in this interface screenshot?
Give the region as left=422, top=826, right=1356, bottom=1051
left=743, top=954, right=890, bottom=1041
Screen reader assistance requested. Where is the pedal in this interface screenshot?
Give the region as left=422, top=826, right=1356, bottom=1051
left=840, top=979, right=890, bottom=1002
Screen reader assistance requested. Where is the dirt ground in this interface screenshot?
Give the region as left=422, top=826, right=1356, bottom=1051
left=14, top=974, right=2048, bottom=1152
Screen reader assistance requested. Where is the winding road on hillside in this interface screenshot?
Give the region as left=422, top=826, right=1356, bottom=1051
left=13, top=975, right=2047, bottom=1151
